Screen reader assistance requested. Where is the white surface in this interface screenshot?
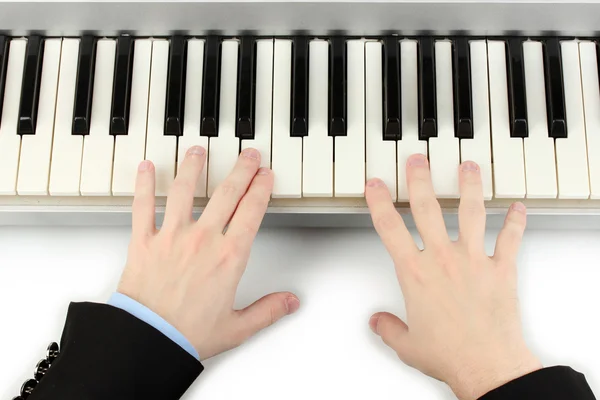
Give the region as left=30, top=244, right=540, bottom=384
left=241, top=39, right=274, bottom=170
left=522, top=40, right=557, bottom=199
left=271, top=39, right=302, bottom=199
left=1, top=226, right=599, bottom=399
left=80, top=39, right=117, bottom=197
left=207, top=39, right=240, bottom=198
left=112, top=39, right=152, bottom=197
left=398, top=39, right=427, bottom=201
left=460, top=40, right=492, bottom=200
left=334, top=39, right=365, bottom=198
left=145, top=39, right=177, bottom=197
left=18, top=39, right=62, bottom=196
left=47, top=39, right=82, bottom=197
left=0, top=39, right=26, bottom=195
left=557, top=41, right=590, bottom=200
left=429, top=40, right=459, bottom=198
left=303, top=39, right=332, bottom=197
left=488, top=40, right=526, bottom=199
left=365, top=41, right=396, bottom=201
left=579, top=41, right=600, bottom=200
left=178, top=38, right=208, bottom=198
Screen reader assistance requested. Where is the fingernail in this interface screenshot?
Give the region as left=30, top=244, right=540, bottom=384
left=367, top=178, right=385, bottom=187
left=408, top=154, right=427, bottom=167
left=369, top=315, right=380, bottom=334
left=242, top=148, right=260, bottom=160
left=257, top=167, right=271, bottom=176
left=138, top=160, right=151, bottom=171
left=286, top=297, right=300, bottom=314
left=461, top=161, right=479, bottom=172
left=187, top=146, right=205, bottom=157
left=511, top=202, right=526, bottom=213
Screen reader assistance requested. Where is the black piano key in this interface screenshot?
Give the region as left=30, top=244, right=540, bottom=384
left=236, top=36, right=255, bottom=140
left=545, top=38, right=567, bottom=139
left=506, top=38, right=528, bottom=138
left=201, top=36, right=221, bottom=137
left=291, top=36, right=309, bottom=137
left=329, top=37, right=347, bottom=137
left=453, top=37, right=473, bottom=139
left=18, top=35, right=44, bottom=135
left=110, top=35, right=134, bottom=135
left=165, top=35, right=186, bottom=136
left=419, top=37, right=437, bottom=140
left=72, top=36, right=97, bottom=135
left=383, top=37, right=400, bottom=141
left=0, top=36, right=10, bottom=127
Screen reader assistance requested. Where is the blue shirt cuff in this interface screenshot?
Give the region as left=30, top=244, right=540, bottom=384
left=107, top=292, right=200, bottom=361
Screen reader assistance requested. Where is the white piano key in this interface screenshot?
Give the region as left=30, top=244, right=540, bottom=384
left=145, top=39, right=176, bottom=197
left=271, top=39, right=302, bottom=198
left=487, top=40, right=526, bottom=198
left=177, top=38, right=208, bottom=198
left=366, top=41, right=396, bottom=201
left=80, top=39, right=117, bottom=196
left=556, top=41, right=590, bottom=199
left=522, top=40, right=557, bottom=199
left=428, top=40, right=460, bottom=198
left=17, top=39, right=62, bottom=195
left=207, top=39, right=240, bottom=197
left=47, top=39, right=82, bottom=196
left=112, top=39, right=152, bottom=196
left=241, top=39, right=273, bottom=170
left=335, top=39, right=366, bottom=197
left=0, top=39, right=26, bottom=195
left=579, top=41, right=600, bottom=199
left=397, top=39, right=427, bottom=201
left=303, top=39, right=332, bottom=197
left=460, top=40, right=493, bottom=200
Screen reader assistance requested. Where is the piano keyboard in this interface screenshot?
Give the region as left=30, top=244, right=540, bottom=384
left=4, top=33, right=600, bottom=229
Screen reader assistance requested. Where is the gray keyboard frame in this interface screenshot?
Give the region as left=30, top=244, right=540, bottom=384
left=0, top=1, right=598, bottom=37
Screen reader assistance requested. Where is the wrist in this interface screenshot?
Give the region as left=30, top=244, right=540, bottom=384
left=449, top=351, right=543, bottom=400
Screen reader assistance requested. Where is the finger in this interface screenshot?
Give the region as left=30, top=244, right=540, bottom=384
left=225, top=167, right=273, bottom=257
left=365, top=178, right=419, bottom=264
left=132, top=160, right=156, bottom=240
left=493, top=202, right=527, bottom=265
left=198, top=148, right=261, bottom=232
left=235, top=292, right=300, bottom=343
left=162, top=146, right=207, bottom=230
left=406, top=154, right=449, bottom=248
left=369, top=312, right=413, bottom=364
left=458, top=161, right=486, bottom=249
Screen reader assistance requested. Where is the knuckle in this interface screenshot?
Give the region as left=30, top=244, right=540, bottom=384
left=217, top=180, right=241, bottom=199
left=433, top=245, right=455, bottom=267
left=412, top=197, right=440, bottom=215
left=373, top=211, right=398, bottom=232
left=460, top=199, right=485, bottom=217
left=220, top=240, right=243, bottom=264
left=191, top=226, right=209, bottom=248
left=171, top=178, right=195, bottom=195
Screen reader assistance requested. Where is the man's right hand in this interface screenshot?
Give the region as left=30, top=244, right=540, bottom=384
left=365, top=154, right=542, bottom=400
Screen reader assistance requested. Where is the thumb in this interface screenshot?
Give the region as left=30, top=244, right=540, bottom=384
left=370, top=312, right=412, bottom=361
left=236, top=292, right=300, bottom=341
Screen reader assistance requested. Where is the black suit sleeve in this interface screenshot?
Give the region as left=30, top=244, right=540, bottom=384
left=479, top=366, right=596, bottom=400
left=28, top=302, right=203, bottom=400
left=17, top=301, right=597, bottom=400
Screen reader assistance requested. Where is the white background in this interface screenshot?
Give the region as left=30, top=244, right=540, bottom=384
left=1, top=225, right=599, bottom=399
